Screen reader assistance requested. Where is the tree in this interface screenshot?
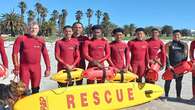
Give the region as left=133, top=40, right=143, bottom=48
left=50, top=10, right=59, bottom=25
left=61, top=9, right=68, bottom=29
left=27, top=10, right=35, bottom=25
left=129, top=24, right=136, bottom=36
left=18, top=1, right=27, bottom=20
left=123, top=25, right=130, bottom=36
left=40, top=6, right=48, bottom=24
left=181, top=29, right=192, bottom=36
left=101, top=12, right=117, bottom=37
left=75, top=10, right=83, bottom=23
left=1, top=11, right=26, bottom=36
left=86, top=8, right=93, bottom=26
left=144, top=26, right=154, bottom=36
left=95, top=10, right=102, bottom=25
left=57, top=14, right=63, bottom=34
left=40, top=20, right=56, bottom=36
left=162, top=25, right=173, bottom=37
left=35, top=2, right=42, bottom=25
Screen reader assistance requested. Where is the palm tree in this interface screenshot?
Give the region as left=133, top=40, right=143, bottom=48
left=35, top=2, right=42, bottom=25
left=75, top=10, right=83, bottom=23
left=40, top=6, right=48, bottom=24
left=50, top=10, right=59, bottom=24
left=61, top=9, right=68, bottom=26
left=95, top=10, right=102, bottom=25
left=18, top=1, right=27, bottom=20
left=1, top=11, right=26, bottom=36
left=58, top=14, right=62, bottom=34
left=27, top=10, right=35, bottom=25
left=86, top=8, right=93, bottom=26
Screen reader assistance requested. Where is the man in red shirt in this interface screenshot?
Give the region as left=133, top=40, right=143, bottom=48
left=83, top=25, right=110, bottom=84
left=108, top=28, right=130, bottom=71
left=128, top=28, right=149, bottom=82
left=12, top=21, right=51, bottom=94
left=190, top=40, right=195, bottom=100
left=146, top=28, right=166, bottom=83
left=71, top=22, right=88, bottom=85
left=0, top=36, right=8, bottom=69
left=55, top=25, right=80, bottom=87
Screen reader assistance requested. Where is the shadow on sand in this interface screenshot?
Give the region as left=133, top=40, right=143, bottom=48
left=160, top=96, right=195, bottom=105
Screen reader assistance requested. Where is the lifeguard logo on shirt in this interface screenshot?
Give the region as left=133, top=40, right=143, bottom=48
left=33, top=45, right=41, bottom=49
left=96, top=46, right=104, bottom=49
left=141, top=45, right=147, bottom=49
left=68, top=46, right=76, bottom=50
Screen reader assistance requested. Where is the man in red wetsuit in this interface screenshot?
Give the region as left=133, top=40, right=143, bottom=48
left=72, top=22, right=89, bottom=69
left=146, top=28, right=166, bottom=83
left=190, top=40, right=195, bottom=100
left=12, top=21, right=51, bottom=94
left=0, top=36, right=8, bottom=69
left=83, top=25, right=110, bottom=84
left=55, top=25, right=80, bottom=87
left=128, top=28, right=149, bottom=82
left=108, top=28, right=130, bottom=71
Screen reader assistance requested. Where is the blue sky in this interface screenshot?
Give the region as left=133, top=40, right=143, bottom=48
left=0, top=0, right=194, bottom=29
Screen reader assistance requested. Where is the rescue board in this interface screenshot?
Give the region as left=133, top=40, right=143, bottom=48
left=14, top=82, right=164, bottom=110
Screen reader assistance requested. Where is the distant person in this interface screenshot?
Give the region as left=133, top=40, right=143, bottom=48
left=146, top=28, right=166, bottom=83
left=83, top=25, right=110, bottom=84
left=128, top=28, right=149, bottom=82
left=108, top=28, right=131, bottom=72
left=12, top=21, right=51, bottom=94
left=189, top=39, right=195, bottom=100
left=55, top=25, right=80, bottom=87
left=164, top=30, right=188, bottom=99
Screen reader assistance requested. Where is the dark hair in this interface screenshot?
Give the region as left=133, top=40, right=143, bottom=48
left=72, top=22, right=84, bottom=28
left=151, top=28, right=160, bottom=32
left=63, top=25, right=72, bottom=30
left=135, top=27, right=145, bottom=33
left=173, top=30, right=181, bottom=34
left=112, top=28, right=124, bottom=34
left=91, top=25, right=102, bottom=31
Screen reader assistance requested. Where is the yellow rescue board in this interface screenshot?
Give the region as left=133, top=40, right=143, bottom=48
left=14, top=82, right=164, bottom=110
left=51, top=68, right=84, bottom=83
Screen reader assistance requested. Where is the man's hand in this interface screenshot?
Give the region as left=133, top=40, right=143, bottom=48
left=13, top=65, right=20, bottom=76
left=128, top=65, right=132, bottom=72
left=92, top=60, right=103, bottom=69
left=66, top=64, right=74, bottom=71
left=44, top=69, right=50, bottom=77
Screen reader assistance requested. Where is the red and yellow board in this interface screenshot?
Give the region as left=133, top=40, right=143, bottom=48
left=14, top=82, right=163, bottom=110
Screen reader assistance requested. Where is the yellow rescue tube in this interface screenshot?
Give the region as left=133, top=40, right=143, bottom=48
left=51, top=68, right=84, bottom=83
left=14, top=82, right=164, bottom=110
left=112, top=71, right=138, bottom=82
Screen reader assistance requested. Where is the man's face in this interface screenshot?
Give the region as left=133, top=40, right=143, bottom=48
left=152, top=30, right=160, bottom=39
left=173, top=32, right=181, bottom=41
left=93, top=29, right=102, bottom=38
left=114, top=32, right=124, bottom=41
left=63, top=28, right=73, bottom=39
left=29, top=24, right=39, bottom=37
left=72, top=23, right=83, bottom=35
left=136, top=31, right=145, bottom=40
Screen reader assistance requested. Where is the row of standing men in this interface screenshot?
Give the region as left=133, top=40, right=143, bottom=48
left=0, top=21, right=194, bottom=100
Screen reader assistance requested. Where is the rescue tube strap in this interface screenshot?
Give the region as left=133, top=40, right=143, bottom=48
left=65, top=70, right=72, bottom=85
left=102, top=68, right=106, bottom=82
left=119, top=70, right=124, bottom=83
